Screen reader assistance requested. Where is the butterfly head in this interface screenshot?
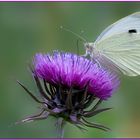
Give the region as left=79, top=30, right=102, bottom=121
left=84, top=42, right=95, bottom=57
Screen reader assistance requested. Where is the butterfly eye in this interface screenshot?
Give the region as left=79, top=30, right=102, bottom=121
left=128, top=29, right=137, bottom=33
left=86, top=45, right=90, bottom=49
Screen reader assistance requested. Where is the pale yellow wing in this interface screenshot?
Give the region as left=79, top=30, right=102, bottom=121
left=95, top=12, right=140, bottom=76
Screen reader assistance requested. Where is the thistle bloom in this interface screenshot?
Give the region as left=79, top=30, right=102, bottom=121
left=34, top=51, right=119, bottom=100
left=18, top=51, right=119, bottom=137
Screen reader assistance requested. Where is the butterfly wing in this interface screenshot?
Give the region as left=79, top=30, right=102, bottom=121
left=95, top=12, right=140, bottom=76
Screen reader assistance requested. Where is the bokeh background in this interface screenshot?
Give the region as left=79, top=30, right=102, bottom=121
left=0, top=2, right=140, bottom=138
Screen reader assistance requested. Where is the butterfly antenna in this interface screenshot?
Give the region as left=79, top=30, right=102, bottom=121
left=60, top=26, right=87, bottom=42
left=76, top=39, right=84, bottom=55
left=76, top=39, right=80, bottom=55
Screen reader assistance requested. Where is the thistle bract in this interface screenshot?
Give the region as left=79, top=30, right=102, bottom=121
left=17, top=51, right=119, bottom=137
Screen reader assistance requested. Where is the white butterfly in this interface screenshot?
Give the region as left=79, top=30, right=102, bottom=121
left=84, top=12, right=140, bottom=76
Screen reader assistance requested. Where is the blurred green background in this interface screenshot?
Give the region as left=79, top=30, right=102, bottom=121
left=0, top=2, right=140, bottom=138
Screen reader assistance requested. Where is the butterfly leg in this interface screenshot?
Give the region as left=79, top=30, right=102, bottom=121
left=94, top=59, right=102, bottom=68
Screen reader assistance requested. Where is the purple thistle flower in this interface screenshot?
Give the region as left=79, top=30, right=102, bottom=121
left=34, top=51, right=119, bottom=100
left=17, top=51, right=120, bottom=137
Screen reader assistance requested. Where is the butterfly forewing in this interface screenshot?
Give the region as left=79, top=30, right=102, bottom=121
left=94, top=12, right=140, bottom=76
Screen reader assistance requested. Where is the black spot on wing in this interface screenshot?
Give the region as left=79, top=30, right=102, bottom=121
left=128, top=29, right=137, bottom=33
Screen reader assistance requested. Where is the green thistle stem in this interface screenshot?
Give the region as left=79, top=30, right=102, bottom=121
left=56, top=117, right=65, bottom=138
